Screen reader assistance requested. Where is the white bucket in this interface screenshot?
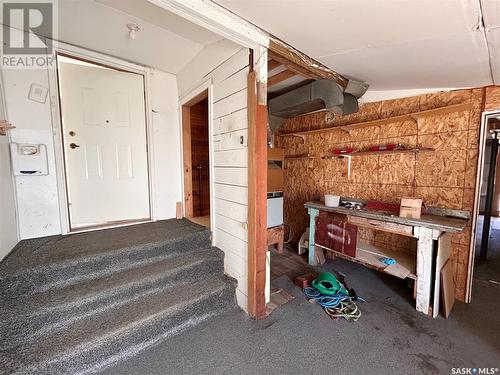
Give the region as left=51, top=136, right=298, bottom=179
left=325, top=195, right=340, bottom=207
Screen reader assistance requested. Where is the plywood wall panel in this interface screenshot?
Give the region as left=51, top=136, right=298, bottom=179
left=378, top=120, right=417, bottom=138
left=485, top=86, right=500, bottom=111
left=378, top=153, right=415, bottom=185
left=417, top=111, right=469, bottom=135
left=418, top=131, right=468, bottom=150
left=415, top=150, right=466, bottom=188
left=277, top=87, right=500, bottom=302
left=464, top=149, right=479, bottom=189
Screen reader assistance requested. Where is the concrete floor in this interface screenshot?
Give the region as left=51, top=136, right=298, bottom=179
left=105, top=253, right=500, bottom=375
left=475, top=216, right=500, bottom=283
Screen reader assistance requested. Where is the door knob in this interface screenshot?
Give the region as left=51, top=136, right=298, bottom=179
left=69, top=143, right=80, bottom=149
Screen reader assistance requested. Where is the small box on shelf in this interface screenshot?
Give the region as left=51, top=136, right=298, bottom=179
left=399, top=197, right=423, bottom=219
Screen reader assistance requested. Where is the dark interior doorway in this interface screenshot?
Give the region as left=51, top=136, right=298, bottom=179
left=475, top=114, right=500, bottom=283
left=181, top=92, right=210, bottom=228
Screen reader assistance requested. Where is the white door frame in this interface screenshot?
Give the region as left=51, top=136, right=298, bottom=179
left=47, top=42, right=157, bottom=234
left=466, top=109, right=500, bottom=301
left=179, top=79, right=215, bottom=245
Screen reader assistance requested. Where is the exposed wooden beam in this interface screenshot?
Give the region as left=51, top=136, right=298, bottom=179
left=268, top=69, right=296, bottom=87
left=267, top=59, right=282, bottom=71
left=269, top=52, right=316, bottom=79
left=269, top=38, right=349, bottom=88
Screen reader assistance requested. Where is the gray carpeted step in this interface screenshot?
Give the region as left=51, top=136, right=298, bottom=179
left=1, top=276, right=237, bottom=375
left=0, top=247, right=224, bottom=350
left=0, top=221, right=211, bottom=299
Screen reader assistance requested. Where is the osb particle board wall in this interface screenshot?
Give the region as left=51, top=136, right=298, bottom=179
left=276, top=86, right=500, bottom=301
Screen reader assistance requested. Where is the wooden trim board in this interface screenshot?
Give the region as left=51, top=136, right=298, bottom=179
left=181, top=105, right=194, bottom=218
left=247, top=66, right=268, bottom=319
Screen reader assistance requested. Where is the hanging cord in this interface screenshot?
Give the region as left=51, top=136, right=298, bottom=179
left=304, top=287, right=363, bottom=322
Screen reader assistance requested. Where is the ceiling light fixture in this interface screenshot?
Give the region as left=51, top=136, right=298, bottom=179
left=127, top=23, right=140, bottom=40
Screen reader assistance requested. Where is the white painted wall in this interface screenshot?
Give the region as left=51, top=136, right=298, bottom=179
left=177, top=43, right=251, bottom=311
left=177, top=39, right=243, bottom=98
left=150, top=70, right=183, bottom=219
left=1, top=26, right=182, bottom=240
left=0, top=80, right=19, bottom=260
left=3, top=66, right=62, bottom=239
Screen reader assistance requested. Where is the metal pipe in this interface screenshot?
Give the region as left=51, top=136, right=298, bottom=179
left=480, top=132, right=499, bottom=260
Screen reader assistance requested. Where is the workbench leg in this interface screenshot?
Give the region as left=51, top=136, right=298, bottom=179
left=307, top=208, right=319, bottom=265
left=415, top=227, right=435, bottom=316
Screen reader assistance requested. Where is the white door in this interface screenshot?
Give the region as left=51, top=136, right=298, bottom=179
left=58, top=58, right=150, bottom=229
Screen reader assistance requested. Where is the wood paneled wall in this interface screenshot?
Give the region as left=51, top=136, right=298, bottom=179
left=190, top=101, right=210, bottom=217
left=276, top=86, right=500, bottom=301
left=211, top=49, right=250, bottom=311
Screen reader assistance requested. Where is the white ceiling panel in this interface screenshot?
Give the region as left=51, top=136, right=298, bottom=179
left=95, top=0, right=223, bottom=45
left=217, top=0, right=496, bottom=90
left=56, top=0, right=222, bottom=74
left=321, top=31, right=492, bottom=90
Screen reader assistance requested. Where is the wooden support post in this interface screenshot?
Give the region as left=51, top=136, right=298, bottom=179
left=415, top=227, right=436, bottom=316
left=307, top=207, right=319, bottom=265
left=247, top=47, right=268, bottom=319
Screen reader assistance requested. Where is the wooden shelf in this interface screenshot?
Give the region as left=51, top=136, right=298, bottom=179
left=322, top=147, right=435, bottom=158
left=285, top=154, right=319, bottom=160
left=319, top=241, right=416, bottom=280
left=285, top=147, right=435, bottom=160
left=278, top=102, right=473, bottom=138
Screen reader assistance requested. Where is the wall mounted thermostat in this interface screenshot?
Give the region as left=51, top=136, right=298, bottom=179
left=9, top=143, right=49, bottom=176
left=28, top=83, right=49, bottom=104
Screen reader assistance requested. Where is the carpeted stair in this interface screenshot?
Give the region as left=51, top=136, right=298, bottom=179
left=0, top=219, right=237, bottom=374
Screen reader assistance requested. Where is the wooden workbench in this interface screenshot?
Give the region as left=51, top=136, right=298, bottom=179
left=305, top=201, right=469, bottom=317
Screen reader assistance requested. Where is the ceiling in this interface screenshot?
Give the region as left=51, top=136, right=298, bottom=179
left=56, top=0, right=224, bottom=74
left=216, top=0, right=500, bottom=91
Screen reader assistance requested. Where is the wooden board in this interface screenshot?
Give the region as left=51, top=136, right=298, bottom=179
left=182, top=106, right=193, bottom=218
left=348, top=215, right=414, bottom=237
left=356, top=242, right=416, bottom=279
left=176, top=202, right=183, bottom=219
left=247, top=65, right=268, bottom=319
left=441, top=259, right=456, bottom=318
left=415, top=227, right=435, bottom=315
left=267, top=225, right=284, bottom=253
left=433, top=233, right=452, bottom=318
left=317, top=241, right=416, bottom=280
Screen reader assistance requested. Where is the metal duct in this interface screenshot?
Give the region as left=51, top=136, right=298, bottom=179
left=268, top=80, right=361, bottom=132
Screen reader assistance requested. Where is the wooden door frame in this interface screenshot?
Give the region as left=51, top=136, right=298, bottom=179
left=47, top=42, right=155, bottom=235
left=467, top=108, right=500, bottom=302
left=179, top=80, right=215, bottom=238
